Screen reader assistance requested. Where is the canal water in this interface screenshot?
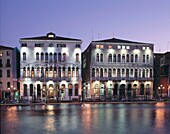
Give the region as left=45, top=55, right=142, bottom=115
left=1, top=102, right=170, bottom=134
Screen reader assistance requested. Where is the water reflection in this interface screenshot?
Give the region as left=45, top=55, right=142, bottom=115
left=1, top=102, right=170, bottom=134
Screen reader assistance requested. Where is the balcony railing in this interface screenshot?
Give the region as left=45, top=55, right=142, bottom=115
left=91, top=77, right=154, bottom=81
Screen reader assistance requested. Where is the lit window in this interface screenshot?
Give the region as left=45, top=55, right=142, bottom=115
left=142, top=47, right=145, bottom=50
left=126, top=46, right=130, bottom=49
left=109, top=45, right=112, bottom=49
left=146, top=47, right=149, bottom=49
left=118, top=45, right=121, bottom=49
left=96, top=45, right=99, bottom=48
left=100, top=45, right=103, bottom=49
left=122, top=46, right=125, bottom=49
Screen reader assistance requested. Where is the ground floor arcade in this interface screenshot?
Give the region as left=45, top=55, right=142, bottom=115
left=83, top=80, right=153, bottom=100
left=20, top=80, right=82, bottom=102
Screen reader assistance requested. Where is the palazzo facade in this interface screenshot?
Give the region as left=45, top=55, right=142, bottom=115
left=20, top=32, right=82, bottom=102
left=82, top=37, right=154, bottom=100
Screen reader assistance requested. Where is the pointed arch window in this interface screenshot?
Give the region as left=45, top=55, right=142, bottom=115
left=131, top=54, right=134, bottom=63
left=23, top=84, right=27, bottom=96
left=135, top=54, right=138, bottom=63
left=45, top=67, right=48, bottom=77
left=117, top=68, right=120, bottom=77
left=130, top=68, right=133, bottom=77
left=122, top=54, right=125, bottom=63
left=96, top=53, right=99, bottom=62
left=96, top=68, right=99, bottom=77
left=54, top=67, right=57, bottom=77
left=58, top=53, right=61, bottom=62
left=49, top=53, right=53, bottom=62
left=113, top=68, right=116, bottom=76
left=113, top=54, right=116, bottom=62
left=126, top=68, right=129, bottom=77
left=126, top=54, right=129, bottom=63
left=62, top=67, right=66, bottom=77
left=108, top=68, right=112, bottom=77
left=23, top=67, right=26, bottom=78
left=122, top=68, right=125, bottom=77
left=118, top=54, right=121, bottom=62
left=31, top=67, right=34, bottom=77
left=54, top=53, right=57, bottom=63
left=58, top=67, right=61, bottom=77
left=135, top=69, right=138, bottom=78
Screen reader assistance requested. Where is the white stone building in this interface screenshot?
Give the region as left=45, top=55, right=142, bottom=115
left=0, top=45, right=20, bottom=102
left=82, top=37, right=154, bottom=100
left=19, top=32, right=82, bottom=102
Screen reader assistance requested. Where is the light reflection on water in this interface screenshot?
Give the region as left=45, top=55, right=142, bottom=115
left=1, top=102, right=170, bottom=134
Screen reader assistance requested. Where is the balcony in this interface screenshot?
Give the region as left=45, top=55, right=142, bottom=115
left=91, top=77, right=154, bottom=81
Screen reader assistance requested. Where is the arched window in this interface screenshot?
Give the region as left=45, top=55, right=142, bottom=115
left=131, top=54, right=134, bottom=63
left=104, top=68, right=107, bottom=77
left=143, top=55, right=145, bottom=63
left=74, top=84, right=79, bottom=96
left=54, top=67, right=57, bottom=77
left=139, top=69, right=142, bottom=77
left=122, top=68, right=125, bottom=77
left=96, top=68, right=99, bottom=77
left=92, top=68, right=95, bottom=77
left=7, top=82, right=10, bottom=88
left=31, top=67, right=34, bottom=77
left=72, top=67, right=75, bottom=77
left=76, top=53, right=79, bottom=62
left=108, top=54, right=112, bottom=62
left=146, top=69, right=149, bottom=77
left=122, top=54, right=125, bottom=63
left=45, top=67, right=48, bottom=77
left=41, top=67, right=44, bottom=77
left=45, top=52, right=48, bottom=62
left=113, top=68, right=116, bottom=76
left=41, top=52, right=44, bottom=61
left=126, top=68, right=129, bottom=77
left=126, top=54, right=129, bottom=63
left=62, top=67, right=66, bottom=77
left=37, top=67, right=40, bottom=77
left=23, top=52, right=26, bottom=61
left=23, top=67, right=26, bottom=78
left=63, top=53, right=66, bottom=61
left=37, top=84, right=41, bottom=97
left=23, top=84, right=27, bottom=96
left=58, top=67, right=61, bottom=77
left=68, top=67, right=71, bottom=77
left=150, top=69, right=153, bottom=77
left=113, top=54, right=116, bottom=62
left=7, top=69, right=10, bottom=77
left=49, top=53, right=53, bottom=62
left=30, top=84, right=33, bottom=96
left=135, top=54, right=138, bottom=63
left=117, top=68, right=120, bottom=77
left=130, top=68, right=133, bottom=77
left=146, top=55, right=149, bottom=63
left=108, top=68, right=112, bottom=77
left=36, top=52, right=39, bottom=61
left=96, top=53, right=99, bottom=62
left=58, top=52, right=61, bottom=62
left=100, top=68, right=103, bottom=77
left=100, top=53, right=103, bottom=62
left=135, top=69, right=138, bottom=78
left=49, top=66, right=53, bottom=78
left=27, top=67, right=30, bottom=77
left=54, top=53, right=57, bottom=63
left=76, top=67, right=79, bottom=77
left=118, top=54, right=121, bottom=62
left=142, top=69, right=145, bottom=77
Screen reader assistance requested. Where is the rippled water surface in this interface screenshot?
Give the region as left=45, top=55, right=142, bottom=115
left=1, top=102, right=170, bottom=134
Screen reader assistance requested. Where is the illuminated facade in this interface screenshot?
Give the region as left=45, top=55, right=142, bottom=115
left=82, top=37, right=154, bottom=100
left=0, top=45, right=20, bottom=102
left=20, top=32, right=82, bottom=102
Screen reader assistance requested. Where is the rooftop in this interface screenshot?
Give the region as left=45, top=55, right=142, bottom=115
left=20, top=32, right=82, bottom=41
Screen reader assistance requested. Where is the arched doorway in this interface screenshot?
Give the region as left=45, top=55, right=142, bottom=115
left=120, top=84, right=125, bottom=99
left=127, top=84, right=132, bottom=99
left=68, top=84, right=73, bottom=100
left=48, top=84, right=54, bottom=98
left=61, top=84, right=66, bottom=99
left=140, top=84, right=144, bottom=95
left=113, top=84, right=118, bottom=97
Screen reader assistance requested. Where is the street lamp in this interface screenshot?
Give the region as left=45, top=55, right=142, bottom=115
left=158, top=85, right=164, bottom=99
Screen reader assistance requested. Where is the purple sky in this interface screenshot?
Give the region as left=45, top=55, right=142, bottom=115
left=1, top=0, right=170, bottom=52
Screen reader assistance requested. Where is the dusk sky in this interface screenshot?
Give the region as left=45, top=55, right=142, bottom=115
left=0, top=0, right=170, bottom=52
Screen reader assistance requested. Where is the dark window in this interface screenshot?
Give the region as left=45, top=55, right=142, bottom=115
left=6, top=51, right=10, bottom=56
left=118, top=54, right=121, bottom=62
left=75, top=44, right=81, bottom=48
left=7, top=69, right=10, bottom=77
left=0, top=69, right=2, bottom=77
left=23, top=52, right=26, bottom=61
left=108, top=54, right=112, bottom=62
left=92, top=68, right=95, bottom=77
left=7, top=82, right=10, bottom=88
left=58, top=53, right=61, bottom=62
left=21, top=43, right=27, bottom=47
left=49, top=44, right=53, bottom=47
left=24, top=84, right=27, bottom=96
left=41, top=53, right=44, bottom=61
left=37, top=84, right=41, bottom=97
left=96, top=53, right=99, bottom=62
left=36, top=53, right=39, bottom=61
left=75, top=84, right=78, bottom=96
left=45, top=53, right=48, bottom=61
left=30, top=84, right=33, bottom=96
left=100, top=54, right=103, bottom=62
left=131, top=54, right=134, bottom=63
left=143, top=55, right=145, bottom=63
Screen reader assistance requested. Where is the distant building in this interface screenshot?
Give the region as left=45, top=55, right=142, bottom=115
left=0, top=45, right=20, bottom=102
left=82, top=37, right=154, bottom=100
left=19, top=32, right=82, bottom=102
left=154, top=52, right=170, bottom=97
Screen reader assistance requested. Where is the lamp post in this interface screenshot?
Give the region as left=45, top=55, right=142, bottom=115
left=158, top=85, right=164, bottom=99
